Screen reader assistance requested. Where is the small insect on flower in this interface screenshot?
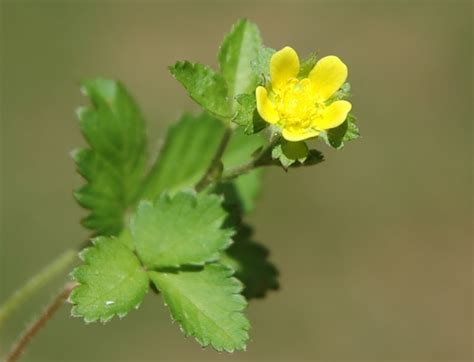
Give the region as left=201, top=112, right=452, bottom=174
left=256, top=47, right=352, bottom=142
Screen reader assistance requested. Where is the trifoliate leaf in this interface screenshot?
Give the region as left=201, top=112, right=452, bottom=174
left=251, top=46, right=275, bottom=85
left=233, top=94, right=267, bottom=134
left=131, top=191, right=233, bottom=269
left=221, top=225, right=279, bottom=299
left=140, top=113, right=225, bottom=200
left=169, top=61, right=231, bottom=119
left=149, top=264, right=249, bottom=352
left=320, top=113, right=360, bottom=150
left=70, top=235, right=149, bottom=323
left=218, top=19, right=262, bottom=110
left=74, top=78, right=147, bottom=236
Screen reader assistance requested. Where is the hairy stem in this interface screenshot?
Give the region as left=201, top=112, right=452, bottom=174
left=195, top=127, right=233, bottom=192
left=0, top=250, right=77, bottom=330
left=221, top=136, right=280, bottom=181
left=4, top=283, right=76, bottom=362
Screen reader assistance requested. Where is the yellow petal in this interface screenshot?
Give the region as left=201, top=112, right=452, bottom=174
left=309, top=56, right=348, bottom=101
left=315, top=100, right=352, bottom=130
left=270, top=46, right=300, bottom=91
left=256, top=86, right=279, bottom=124
left=282, top=128, right=320, bottom=142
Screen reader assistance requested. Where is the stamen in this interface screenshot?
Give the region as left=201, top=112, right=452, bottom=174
left=275, top=78, right=325, bottom=131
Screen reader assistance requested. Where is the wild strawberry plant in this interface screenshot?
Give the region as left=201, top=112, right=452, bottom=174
left=1, top=19, right=360, bottom=360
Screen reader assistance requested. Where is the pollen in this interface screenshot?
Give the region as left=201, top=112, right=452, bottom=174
left=274, top=79, right=324, bottom=133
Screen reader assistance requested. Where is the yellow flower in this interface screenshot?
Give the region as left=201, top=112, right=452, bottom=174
left=256, top=47, right=352, bottom=142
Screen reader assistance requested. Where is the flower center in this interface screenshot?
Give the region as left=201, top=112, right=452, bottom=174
left=274, top=78, right=324, bottom=132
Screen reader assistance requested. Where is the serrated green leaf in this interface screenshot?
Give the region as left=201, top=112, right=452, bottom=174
left=320, top=113, right=360, bottom=149
left=74, top=78, right=147, bottom=236
left=131, top=191, right=233, bottom=269
left=149, top=264, right=249, bottom=352
left=70, top=235, right=149, bottom=323
left=221, top=225, right=279, bottom=299
left=170, top=62, right=231, bottom=119
left=218, top=19, right=262, bottom=109
left=140, top=113, right=225, bottom=200
left=233, top=94, right=267, bottom=134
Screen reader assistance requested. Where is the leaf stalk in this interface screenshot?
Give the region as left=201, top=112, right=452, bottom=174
left=4, top=282, right=77, bottom=362
left=0, top=250, right=77, bottom=330
left=195, top=127, right=233, bottom=191
left=221, top=135, right=281, bottom=181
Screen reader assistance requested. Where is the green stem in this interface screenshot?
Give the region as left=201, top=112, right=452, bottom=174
left=221, top=135, right=280, bottom=181
left=195, top=127, right=233, bottom=192
left=0, top=249, right=77, bottom=330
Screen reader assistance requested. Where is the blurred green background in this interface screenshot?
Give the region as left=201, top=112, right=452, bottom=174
left=1, top=0, right=472, bottom=361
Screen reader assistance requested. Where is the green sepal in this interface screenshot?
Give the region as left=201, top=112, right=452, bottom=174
left=270, top=139, right=324, bottom=169
left=251, top=46, right=275, bottom=86
left=298, top=52, right=318, bottom=78
left=327, top=82, right=352, bottom=103
left=320, top=113, right=360, bottom=150
left=302, top=149, right=326, bottom=166
left=149, top=263, right=250, bottom=352
left=70, top=235, right=149, bottom=323
left=272, top=140, right=309, bottom=168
